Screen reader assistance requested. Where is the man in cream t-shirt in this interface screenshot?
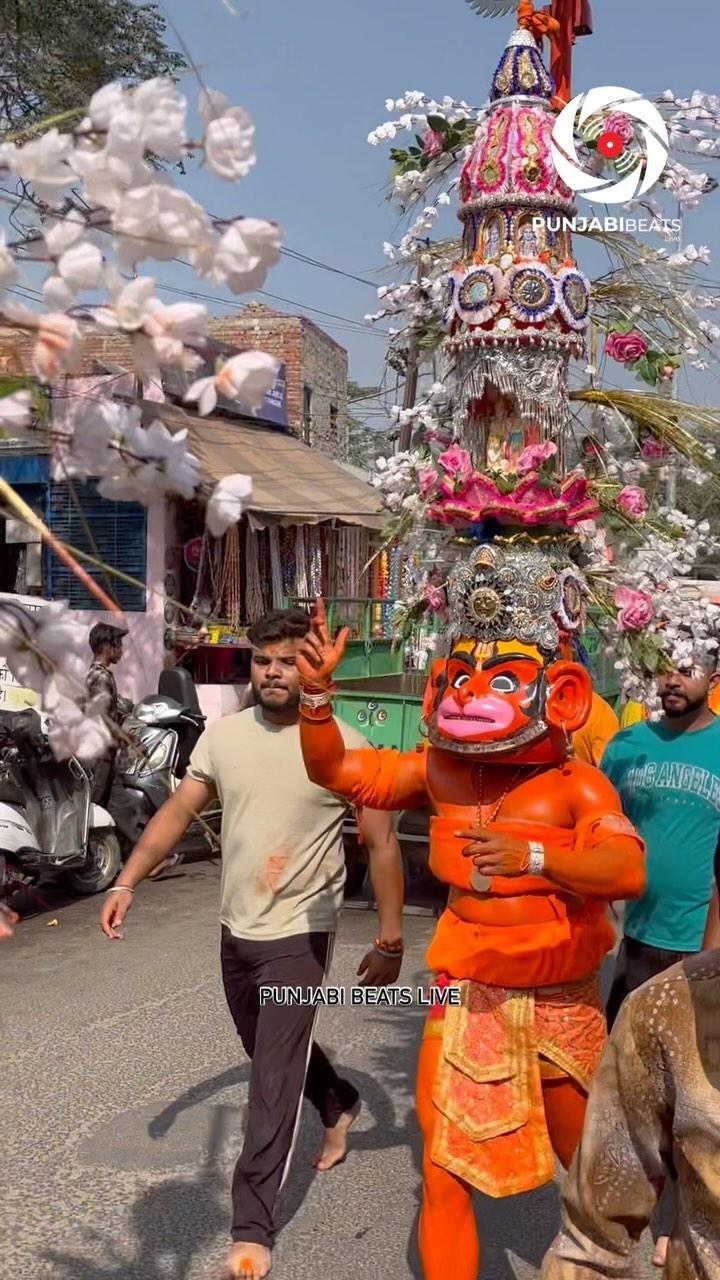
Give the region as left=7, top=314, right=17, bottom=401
left=100, top=608, right=404, bottom=1280
left=192, top=694, right=364, bottom=941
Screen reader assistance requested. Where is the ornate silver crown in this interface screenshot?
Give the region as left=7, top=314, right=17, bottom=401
left=446, top=541, right=585, bottom=655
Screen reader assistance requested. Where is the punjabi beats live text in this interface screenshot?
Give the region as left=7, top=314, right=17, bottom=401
left=259, top=985, right=461, bottom=1008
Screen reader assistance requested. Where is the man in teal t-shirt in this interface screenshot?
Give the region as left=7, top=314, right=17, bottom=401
left=603, top=659, right=720, bottom=1028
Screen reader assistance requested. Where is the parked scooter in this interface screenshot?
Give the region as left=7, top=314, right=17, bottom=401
left=0, top=708, right=121, bottom=900
left=110, top=668, right=221, bottom=858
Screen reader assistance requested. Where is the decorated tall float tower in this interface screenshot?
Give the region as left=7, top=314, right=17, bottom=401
left=446, top=28, right=589, bottom=453
left=390, top=24, right=600, bottom=714
left=375, top=3, right=719, bottom=712
left=297, top=28, right=645, bottom=1280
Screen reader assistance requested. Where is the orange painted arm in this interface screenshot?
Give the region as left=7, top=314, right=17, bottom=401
left=299, top=709, right=428, bottom=810
left=542, top=763, right=645, bottom=901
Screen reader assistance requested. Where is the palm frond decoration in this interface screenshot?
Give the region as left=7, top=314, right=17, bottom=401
left=464, top=0, right=516, bottom=13
left=578, top=228, right=669, bottom=275
left=590, top=278, right=716, bottom=365
left=570, top=387, right=720, bottom=480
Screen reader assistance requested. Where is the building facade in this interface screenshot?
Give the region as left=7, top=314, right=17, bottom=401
left=206, top=303, right=349, bottom=458
left=0, top=307, right=365, bottom=715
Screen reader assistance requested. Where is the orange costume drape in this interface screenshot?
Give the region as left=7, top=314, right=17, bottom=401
left=518, top=0, right=593, bottom=106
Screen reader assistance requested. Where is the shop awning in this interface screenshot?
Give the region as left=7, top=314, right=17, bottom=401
left=143, top=401, right=384, bottom=530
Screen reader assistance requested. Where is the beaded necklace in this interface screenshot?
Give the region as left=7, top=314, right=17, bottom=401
left=468, top=761, right=544, bottom=891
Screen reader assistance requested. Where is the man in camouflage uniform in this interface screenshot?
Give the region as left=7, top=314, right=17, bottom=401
left=85, top=622, right=131, bottom=804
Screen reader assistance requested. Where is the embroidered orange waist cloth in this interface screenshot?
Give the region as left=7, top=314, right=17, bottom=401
left=425, top=973, right=605, bottom=1198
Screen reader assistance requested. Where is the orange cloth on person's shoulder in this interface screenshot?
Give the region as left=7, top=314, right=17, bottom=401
left=571, top=692, right=619, bottom=766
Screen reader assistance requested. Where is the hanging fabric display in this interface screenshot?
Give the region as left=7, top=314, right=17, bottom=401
left=269, top=526, right=284, bottom=608
left=222, top=523, right=242, bottom=627
left=294, top=525, right=309, bottom=601
left=244, top=524, right=264, bottom=622
left=257, top=530, right=271, bottom=616
left=307, top=526, right=323, bottom=598
left=279, top=528, right=295, bottom=598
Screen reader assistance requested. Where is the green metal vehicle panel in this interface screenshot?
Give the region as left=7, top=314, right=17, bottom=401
left=334, top=674, right=426, bottom=753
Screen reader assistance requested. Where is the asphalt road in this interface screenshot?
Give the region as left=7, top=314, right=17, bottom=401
left=2, top=864, right=655, bottom=1280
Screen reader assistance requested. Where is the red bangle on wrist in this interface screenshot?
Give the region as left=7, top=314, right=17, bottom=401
left=374, top=937, right=404, bottom=955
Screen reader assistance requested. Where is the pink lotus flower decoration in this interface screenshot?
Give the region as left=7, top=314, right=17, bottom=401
left=427, top=469, right=599, bottom=530
left=616, top=485, right=648, bottom=519
left=418, top=468, right=438, bottom=498
left=516, top=440, right=557, bottom=475
left=615, top=586, right=654, bottom=632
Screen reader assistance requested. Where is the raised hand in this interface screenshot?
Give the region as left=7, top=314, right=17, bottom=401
left=296, top=597, right=349, bottom=687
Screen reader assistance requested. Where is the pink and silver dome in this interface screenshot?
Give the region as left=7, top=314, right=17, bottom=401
left=444, top=28, right=590, bottom=367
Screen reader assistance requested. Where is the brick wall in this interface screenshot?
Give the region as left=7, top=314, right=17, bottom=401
left=208, top=303, right=348, bottom=459
left=300, top=319, right=348, bottom=459
left=0, top=303, right=349, bottom=460
left=207, top=305, right=303, bottom=434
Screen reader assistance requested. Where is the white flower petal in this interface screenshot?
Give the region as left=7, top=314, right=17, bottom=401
left=43, top=209, right=86, bottom=257
left=57, top=241, right=104, bottom=291
left=43, top=273, right=75, bottom=309
left=206, top=473, right=253, bottom=537
left=204, top=106, right=256, bottom=181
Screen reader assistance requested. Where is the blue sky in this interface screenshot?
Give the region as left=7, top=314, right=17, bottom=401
left=156, top=1, right=719, bottom=402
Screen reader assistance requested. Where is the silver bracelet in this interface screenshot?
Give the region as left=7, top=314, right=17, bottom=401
left=106, top=885, right=134, bottom=894
left=299, top=688, right=332, bottom=709
left=527, top=841, right=545, bottom=876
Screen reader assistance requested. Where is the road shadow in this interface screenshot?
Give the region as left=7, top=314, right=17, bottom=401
left=149, top=1050, right=422, bottom=1234
left=43, top=981, right=575, bottom=1280
left=43, top=1043, right=417, bottom=1280
left=44, top=1105, right=233, bottom=1280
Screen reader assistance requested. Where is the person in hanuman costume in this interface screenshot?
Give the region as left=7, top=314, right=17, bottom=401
left=295, top=21, right=646, bottom=1280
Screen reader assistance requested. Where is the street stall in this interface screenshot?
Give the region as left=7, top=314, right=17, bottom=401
left=144, top=402, right=386, bottom=720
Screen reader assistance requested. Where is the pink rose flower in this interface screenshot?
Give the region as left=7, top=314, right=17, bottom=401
left=641, top=438, right=669, bottom=461
left=422, top=129, right=444, bottom=159
left=516, top=440, right=558, bottom=474
left=614, top=586, right=654, bottom=632
left=437, top=445, right=472, bottom=480
left=418, top=467, right=437, bottom=498
left=616, top=485, right=648, bottom=519
left=603, top=113, right=634, bottom=145
left=604, top=330, right=648, bottom=364
left=424, top=586, right=446, bottom=613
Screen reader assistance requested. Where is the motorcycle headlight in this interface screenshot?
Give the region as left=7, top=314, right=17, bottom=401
left=138, top=736, right=173, bottom=774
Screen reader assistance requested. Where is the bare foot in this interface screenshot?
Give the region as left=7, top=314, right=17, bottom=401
left=653, top=1236, right=669, bottom=1268
left=313, top=1099, right=361, bottom=1171
left=223, top=1242, right=271, bottom=1279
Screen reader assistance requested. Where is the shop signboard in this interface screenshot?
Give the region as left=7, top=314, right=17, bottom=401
left=0, top=592, right=48, bottom=710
